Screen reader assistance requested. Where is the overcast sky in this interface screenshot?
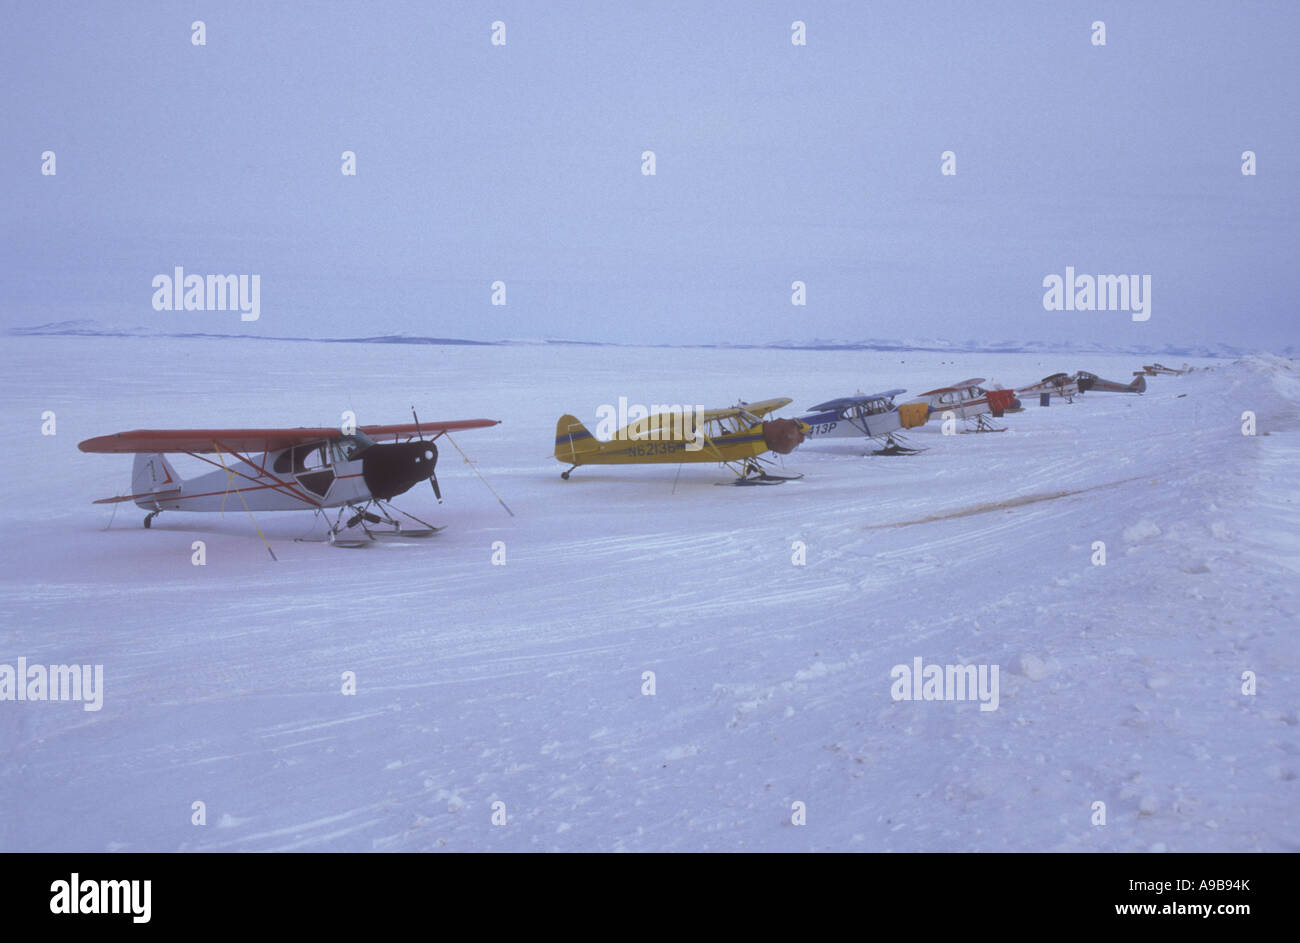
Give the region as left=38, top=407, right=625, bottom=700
left=3, top=1, right=1297, bottom=349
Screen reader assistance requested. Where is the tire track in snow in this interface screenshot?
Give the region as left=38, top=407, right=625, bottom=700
left=863, top=476, right=1146, bottom=529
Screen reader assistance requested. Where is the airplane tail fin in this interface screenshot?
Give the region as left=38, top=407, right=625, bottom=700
left=131, top=453, right=182, bottom=508
left=555, top=415, right=598, bottom=463
left=1129, top=374, right=1147, bottom=393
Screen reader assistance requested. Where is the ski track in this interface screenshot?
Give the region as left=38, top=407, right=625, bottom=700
left=0, top=338, right=1296, bottom=851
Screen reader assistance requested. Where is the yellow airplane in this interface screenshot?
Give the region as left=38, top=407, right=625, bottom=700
left=554, top=398, right=808, bottom=485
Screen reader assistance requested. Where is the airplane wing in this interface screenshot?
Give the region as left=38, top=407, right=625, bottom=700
left=808, top=390, right=906, bottom=411
left=699, top=397, right=793, bottom=422
left=917, top=379, right=985, bottom=397
left=358, top=419, right=500, bottom=440
left=620, top=400, right=792, bottom=439
left=78, top=419, right=500, bottom=454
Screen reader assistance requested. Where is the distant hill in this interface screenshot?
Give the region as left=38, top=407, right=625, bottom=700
left=9, top=320, right=1276, bottom=359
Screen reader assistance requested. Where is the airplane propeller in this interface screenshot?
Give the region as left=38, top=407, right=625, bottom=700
left=410, top=406, right=442, bottom=502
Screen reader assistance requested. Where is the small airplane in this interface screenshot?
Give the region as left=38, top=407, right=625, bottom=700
left=78, top=417, right=501, bottom=547
left=1077, top=371, right=1146, bottom=394
left=1134, top=363, right=1191, bottom=377
left=554, top=398, right=807, bottom=485
left=1019, top=370, right=1146, bottom=403
left=1017, top=372, right=1082, bottom=404
left=907, top=379, right=1019, bottom=432
left=798, top=390, right=930, bottom=455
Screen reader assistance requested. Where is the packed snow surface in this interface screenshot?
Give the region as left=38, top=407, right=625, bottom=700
left=1, top=337, right=1296, bottom=851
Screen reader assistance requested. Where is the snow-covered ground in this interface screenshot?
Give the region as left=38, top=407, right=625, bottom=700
left=1, top=336, right=1296, bottom=851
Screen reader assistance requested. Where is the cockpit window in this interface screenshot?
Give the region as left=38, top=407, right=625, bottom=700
left=297, top=444, right=328, bottom=472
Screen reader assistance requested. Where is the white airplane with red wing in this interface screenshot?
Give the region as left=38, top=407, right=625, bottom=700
left=907, top=378, right=1020, bottom=432
left=78, top=417, right=501, bottom=548
left=1017, top=372, right=1082, bottom=403
left=1134, top=363, right=1191, bottom=377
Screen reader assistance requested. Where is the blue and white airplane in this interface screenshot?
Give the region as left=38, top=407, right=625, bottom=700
left=797, top=390, right=927, bottom=455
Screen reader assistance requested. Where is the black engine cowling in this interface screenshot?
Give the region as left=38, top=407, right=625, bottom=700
left=361, top=441, right=438, bottom=501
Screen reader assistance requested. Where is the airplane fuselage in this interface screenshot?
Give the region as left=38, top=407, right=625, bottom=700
left=918, top=388, right=995, bottom=420
left=1017, top=374, right=1080, bottom=401
left=557, top=423, right=774, bottom=466
left=799, top=406, right=902, bottom=440
left=133, top=437, right=438, bottom=512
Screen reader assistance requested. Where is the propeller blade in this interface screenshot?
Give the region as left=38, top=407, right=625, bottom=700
left=411, top=406, right=443, bottom=504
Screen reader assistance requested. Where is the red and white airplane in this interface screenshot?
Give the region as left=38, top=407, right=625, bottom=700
left=908, top=378, right=1019, bottom=432
left=1017, top=372, right=1082, bottom=403
left=1134, top=363, right=1190, bottom=377
left=78, top=418, right=500, bottom=547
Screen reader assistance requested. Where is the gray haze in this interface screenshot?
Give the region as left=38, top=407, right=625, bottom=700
left=3, top=1, right=1297, bottom=350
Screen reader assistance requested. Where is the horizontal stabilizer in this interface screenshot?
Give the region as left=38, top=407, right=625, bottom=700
left=94, top=488, right=182, bottom=505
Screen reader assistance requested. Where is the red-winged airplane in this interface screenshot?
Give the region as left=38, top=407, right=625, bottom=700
left=78, top=418, right=500, bottom=547
left=1017, top=372, right=1082, bottom=403
left=907, top=379, right=1020, bottom=432
left=1134, top=363, right=1191, bottom=377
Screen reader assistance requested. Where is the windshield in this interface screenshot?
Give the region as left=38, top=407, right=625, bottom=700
left=333, top=432, right=376, bottom=463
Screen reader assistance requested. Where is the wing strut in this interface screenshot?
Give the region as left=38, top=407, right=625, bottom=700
left=213, top=442, right=278, bottom=561
left=443, top=431, right=515, bottom=518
